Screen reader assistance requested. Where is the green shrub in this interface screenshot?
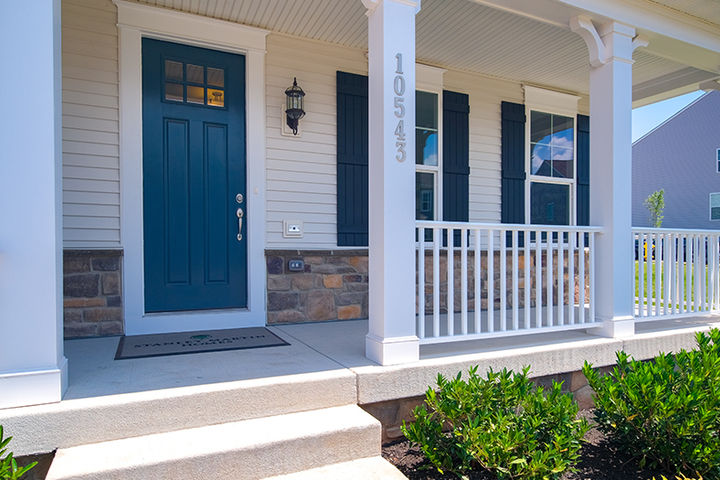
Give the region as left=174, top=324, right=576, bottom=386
left=401, top=366, right=588, bottom=479
left=0, top=426, right=36, bottom=480
left=583, top=329, right=720, bottom=478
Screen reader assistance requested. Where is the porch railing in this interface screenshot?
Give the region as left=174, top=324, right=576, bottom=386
left=416, top=221, right=602, bottom=344
left=633, top=228, right=720, bottom=320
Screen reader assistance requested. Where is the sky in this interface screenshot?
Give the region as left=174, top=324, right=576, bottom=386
left=632, top=90, right=706, bottom=142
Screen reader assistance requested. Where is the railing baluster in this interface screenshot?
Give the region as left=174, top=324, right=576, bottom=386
left=461, top=227, right=468, bottom=335
left=669, top=233, right=676, bottom=315
left=487, top=229, right=494, bottom=333
left=432, top=227, right=440, bottom=338
left=417, top=227, right=425, bottom=339
left=447, top=228, right=454, bottom=336
left=579, top=230, right=586, bottom=322
left=701, top=235, right=707, bottom=311
left=500, top=230, right=507, bottom=331
left=695, top=235, right=701, bottom=312
left=654, top=233, right=660, bottom=316
left=647, top=233, right=653, bottom=316
left=535, top=230, right=542, bottom=328
left=524, top=230, right=531, bottom=330
left=558, top=231, right=564, bottom=326
left=547, top=230, right=554, bottom=327
left=568, top=231, right=575, bottom=325
left=474, top=229, right=481, bottom=333
left=638, top=233, right=644, bottom=317
left=589, top=231, right=595, bottom=324
left=512, top=230, right=519, bottom=331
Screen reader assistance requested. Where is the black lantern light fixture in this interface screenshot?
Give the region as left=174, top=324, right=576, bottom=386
left=284, top=77, right=305, bottom=135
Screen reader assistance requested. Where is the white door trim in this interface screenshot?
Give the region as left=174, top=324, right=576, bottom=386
left=114, top=0, right=268, bottom=334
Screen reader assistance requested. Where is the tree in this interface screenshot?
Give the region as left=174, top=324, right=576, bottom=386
left=644, top=189, right=665, bottom=228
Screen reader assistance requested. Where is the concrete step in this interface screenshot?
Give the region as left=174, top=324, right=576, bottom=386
left=261, top=457, right=408, bottom=480
left=46, top=405, right=380, bottom=480
left=1, top=369, right=356, bottom=455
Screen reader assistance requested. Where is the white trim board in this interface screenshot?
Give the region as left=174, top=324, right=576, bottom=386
left=114, top=0, right=268, bottom=334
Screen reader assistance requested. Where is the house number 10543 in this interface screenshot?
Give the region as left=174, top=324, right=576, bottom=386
left=393, top=53, right=406, bottom=162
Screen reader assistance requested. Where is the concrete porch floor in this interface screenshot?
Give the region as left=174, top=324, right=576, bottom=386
left=4, top=316, right=720, bottom=456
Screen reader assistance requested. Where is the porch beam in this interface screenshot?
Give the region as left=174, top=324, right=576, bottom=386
left=573, top=17, right=643, bottom=338
left=0, top=0, right=67, bottom=408
left=363, top=0, right=421, bottom=365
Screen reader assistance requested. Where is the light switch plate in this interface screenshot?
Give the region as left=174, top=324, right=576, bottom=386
left=282, top=220, right=303, bottom=238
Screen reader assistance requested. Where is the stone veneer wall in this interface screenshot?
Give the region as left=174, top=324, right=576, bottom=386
left=265, top=250, right=368, bottom=324
left=362, top=365, right=613, bottom=444
left=63, top=250, right=123, bottom=338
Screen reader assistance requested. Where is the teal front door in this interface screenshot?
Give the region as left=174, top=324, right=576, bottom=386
left=142, top=39, right=247, bottom=313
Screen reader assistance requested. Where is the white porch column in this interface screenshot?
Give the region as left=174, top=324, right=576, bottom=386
left=363, top=0, right=421, bottom=365
left=0, top=0, right=67, bottom=408
left=572, top=17, right=646, bottom=337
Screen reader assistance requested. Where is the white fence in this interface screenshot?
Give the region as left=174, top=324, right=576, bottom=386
left=416, top=221, right=602, bottom=344
left=633, top=228, right=720, bottom=320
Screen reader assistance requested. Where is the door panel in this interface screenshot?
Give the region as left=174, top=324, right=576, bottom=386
left=142, top=39, right=247, bottom=313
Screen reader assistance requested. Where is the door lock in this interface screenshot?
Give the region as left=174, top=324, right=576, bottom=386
left=236, top=193, right=244, bottom=204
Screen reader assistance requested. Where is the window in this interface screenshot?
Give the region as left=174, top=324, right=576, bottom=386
left=711, top=193, right=720, bottom=221
left=416, top=90, right=440, bottom=221
left=527, top=110, right=575, bottom=225
left=716, top=148, right=720, bottom=173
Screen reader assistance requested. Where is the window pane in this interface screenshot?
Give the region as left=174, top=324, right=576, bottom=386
left=552, top=115, right=574, bottom=146
left=208, top=89, right=224, bottom=107
left=165, top=82, right=183, bottom=102
left=416, top=172, right=435, bottom=220
left=416, top=129, right=438, bottom=166
left=530, top=111, right=551, bottom=144
left=531, top=144, right=551, bottom=176
left=551, top=146, right=574, bottom=178
left=531, top=182, right=569, bottom=225
left=187, top=85, right=205, bottom=104
left=711, top=194, right=720, bottom=220
left=416, top=91, right=437, bottom=130
left=165, top=60, right=183, bottom=81
left=186, top=64, right=204, bottom=84
left=207, top=67, right=224, bottom=87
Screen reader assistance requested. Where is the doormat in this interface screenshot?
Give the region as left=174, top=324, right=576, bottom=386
left=115, top=327, right=289, bottom=360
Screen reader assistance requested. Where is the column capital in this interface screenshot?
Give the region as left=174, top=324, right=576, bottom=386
left=570, top=15, right=647, bottom=67
left=361, top=0, right=420, bottom=15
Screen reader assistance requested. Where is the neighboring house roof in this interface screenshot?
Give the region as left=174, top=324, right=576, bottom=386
left=632, top=90, right=720, bottom=229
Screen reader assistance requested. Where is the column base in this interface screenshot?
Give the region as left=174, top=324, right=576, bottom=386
left=366, top=334, right=419, bottom=366
left=589, top=315, right=635, bottom=338
left=0, top=356, right=68, bottom=409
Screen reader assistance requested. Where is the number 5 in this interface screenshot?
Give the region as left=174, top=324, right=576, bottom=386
left=394, top=97, right=405, bottom=118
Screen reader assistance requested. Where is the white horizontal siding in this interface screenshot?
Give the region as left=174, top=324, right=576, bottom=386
left=265, top=34, right=367, bottom=249
left=62, top=0, right=120, bottom=249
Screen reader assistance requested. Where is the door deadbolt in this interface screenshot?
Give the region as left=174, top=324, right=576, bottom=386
left=236, top=193, right=244, bottom=204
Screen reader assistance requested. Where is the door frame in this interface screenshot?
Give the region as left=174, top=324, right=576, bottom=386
left=115, top=0, right=268, bottom=334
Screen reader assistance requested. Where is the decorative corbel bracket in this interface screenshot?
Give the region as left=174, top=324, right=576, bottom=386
left=571, top=15, right=647, bottom=67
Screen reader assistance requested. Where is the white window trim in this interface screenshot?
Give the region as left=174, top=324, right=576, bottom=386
left=523, top=86, right=580, bottom=226
left=710, top=192, right=720, bottom=221
left=114, top=0, right=269, bottom=334
left=416, top=63, right=445, bottom=220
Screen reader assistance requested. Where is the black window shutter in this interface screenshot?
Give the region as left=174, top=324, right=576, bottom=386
left=443, top=90, right=470, bottom=224
left=576, top=114, right=590, bottom=226
left=501, top=101, right=526, bottom=225
left=336, top=71, right=368, bottom=246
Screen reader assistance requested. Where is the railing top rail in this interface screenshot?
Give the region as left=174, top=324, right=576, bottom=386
left=416, top=220, right=602, bottom=233
left=632, top=227, right=720, bottom=235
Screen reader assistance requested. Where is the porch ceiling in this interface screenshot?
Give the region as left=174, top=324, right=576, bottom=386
left=133, top=0, right=718, bottom=103
left=650, top=0, right=720, bottom=28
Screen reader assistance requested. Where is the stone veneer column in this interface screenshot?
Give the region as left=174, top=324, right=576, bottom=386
left=0, top=0, right=67, bottom=408
left=362, top=0, right=421, bottom=365
left=572, top=16, right=647, bottom=337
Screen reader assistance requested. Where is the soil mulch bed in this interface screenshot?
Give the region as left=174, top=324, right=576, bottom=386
left=382, top=411, right=670, bottom=480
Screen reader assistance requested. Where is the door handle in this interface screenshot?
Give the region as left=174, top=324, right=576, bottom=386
left=236, top=207, right=244, bottom=241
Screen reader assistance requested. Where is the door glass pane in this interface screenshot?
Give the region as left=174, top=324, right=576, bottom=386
left=530, top=182, right=569, bottom=225
left=207, top=67, right=224, bottom=87
left=187, top=85, right=205, bottom=105
left=186, top=64, right=204, bottom=84
left=165, top=60, right=183, bottom=82
left=416, top=172, right=435, bottom=220
left=165, top=82, right=183, bottom=102
left=416, top=91, right=438, bottom=129
left=207, top=89, right=225, bottom=107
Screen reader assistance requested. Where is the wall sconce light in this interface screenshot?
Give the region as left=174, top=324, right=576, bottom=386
left=285, top=77, right=305, bottom=135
